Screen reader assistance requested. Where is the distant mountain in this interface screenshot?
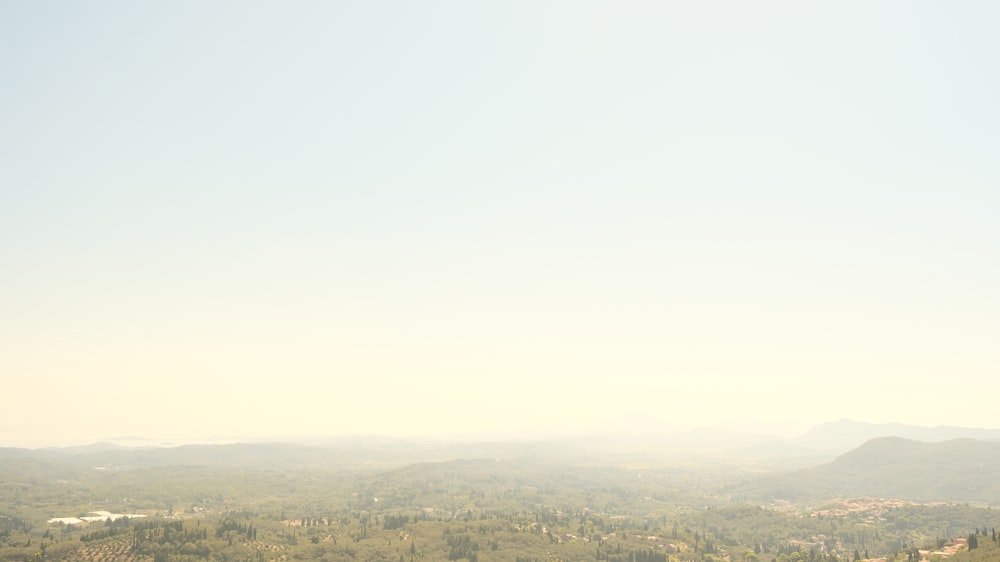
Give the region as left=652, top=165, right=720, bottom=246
left=792, top=419, right=1000, bottom=453
left=3, top=442, right=337, bottom=469
left=0, top=439, right=599, bottom=473
left=8, top=420, right=1000, bottom=476
left=38, top=441, right=126, bottom=455
left=735, top=437, right=1000, bottom=504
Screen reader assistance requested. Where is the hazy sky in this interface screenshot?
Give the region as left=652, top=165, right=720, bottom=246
left=2, top=1, right=998, bottom=447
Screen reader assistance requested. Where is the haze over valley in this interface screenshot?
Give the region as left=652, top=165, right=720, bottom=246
left=4, top=419, right=1000, bottom=562
left=2, top=1, right=998, bottom=561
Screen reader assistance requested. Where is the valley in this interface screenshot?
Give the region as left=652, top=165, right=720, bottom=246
left=2, top=421, right=999, bottom=562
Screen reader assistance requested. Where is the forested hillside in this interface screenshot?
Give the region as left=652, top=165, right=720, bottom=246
left=2, top=440, right=999, bottom=562
left=733, top=438, right=1000, bottom=505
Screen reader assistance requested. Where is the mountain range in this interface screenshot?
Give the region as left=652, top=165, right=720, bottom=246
left=4, top=419, right=1000, bottom=506
left=791, top=418, right=1000, bottom=452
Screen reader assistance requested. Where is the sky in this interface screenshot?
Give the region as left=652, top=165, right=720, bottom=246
left=2, top=1, right=998, bottom=448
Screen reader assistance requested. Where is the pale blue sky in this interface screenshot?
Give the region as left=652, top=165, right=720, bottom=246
left=2, top=1, right=998, bottom=446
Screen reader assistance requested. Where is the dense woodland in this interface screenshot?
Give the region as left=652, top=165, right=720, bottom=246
left=1, top=438, right=998, bottom=562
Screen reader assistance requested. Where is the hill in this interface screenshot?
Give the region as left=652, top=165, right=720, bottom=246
left=793, top=419, right=1000, bottom=453
left=736, top=437, right=1000, bottom=504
